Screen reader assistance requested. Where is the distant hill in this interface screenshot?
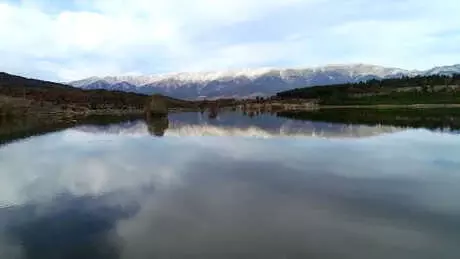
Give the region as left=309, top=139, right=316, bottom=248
left=276, top=74, right=460, bottom=105
left=0, top=72, right=197, bottom=117
left=0, top=72, right=69, bottom=89
left=69, top=64, right=460, bottom=99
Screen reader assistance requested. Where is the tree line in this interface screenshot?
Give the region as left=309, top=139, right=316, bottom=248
left=276, top=74, right=460, bottom=105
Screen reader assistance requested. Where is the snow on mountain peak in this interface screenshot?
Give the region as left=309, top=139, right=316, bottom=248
left=72, top=64, right=406, bottom=87
left=68, top=63, right=460, bottom=99
left=425, top=64, right=460, bottom=75
left=100, top=67, right=278, bottom=86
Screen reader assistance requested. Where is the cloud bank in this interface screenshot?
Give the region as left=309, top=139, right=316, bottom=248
left=0, top=0, right=459, bottom=81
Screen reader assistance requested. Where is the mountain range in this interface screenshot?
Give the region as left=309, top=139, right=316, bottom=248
left=69, top=64, right=460, bottom=100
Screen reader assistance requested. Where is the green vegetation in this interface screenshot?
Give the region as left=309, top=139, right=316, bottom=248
left=276, top=74, right=460, bottom=105
left=278, top=108, right=460, bottom=130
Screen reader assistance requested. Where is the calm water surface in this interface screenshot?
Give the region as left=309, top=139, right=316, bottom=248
left=0, top=111, right=460, bottom=259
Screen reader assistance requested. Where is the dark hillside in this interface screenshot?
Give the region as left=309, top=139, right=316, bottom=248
left=0, top=72, right=198, bottom=115
left=0, top=72, right=68, bottom=88
left=276, top=74, right=460, bottom=105
left=0, top=72, right=148, bottom=110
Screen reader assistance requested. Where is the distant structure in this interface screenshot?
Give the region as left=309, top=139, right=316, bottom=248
left=145, top=94, right=168, bottom=117
left=145, top=94, right=169, bottom=137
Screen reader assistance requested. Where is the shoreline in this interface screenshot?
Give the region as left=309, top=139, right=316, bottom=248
left=4, top=103, right=460, bottom=122
left=239, top=102, right=460, bottom=110
left=317, top=104, right=460, bottom=109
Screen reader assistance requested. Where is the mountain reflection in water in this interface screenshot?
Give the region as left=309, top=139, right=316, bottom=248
left=0, top=111, right=460, bottom=259
left=76, top=111, right=405, bottom=138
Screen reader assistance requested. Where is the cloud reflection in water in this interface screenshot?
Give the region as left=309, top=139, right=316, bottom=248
left=0, top=114, right=459, bottom=258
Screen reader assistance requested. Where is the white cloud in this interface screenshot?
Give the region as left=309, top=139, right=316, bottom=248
left=0, top=0, right=459, bottom=81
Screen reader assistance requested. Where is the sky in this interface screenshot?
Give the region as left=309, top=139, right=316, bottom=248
left=0, top=0, right=459, bottom=81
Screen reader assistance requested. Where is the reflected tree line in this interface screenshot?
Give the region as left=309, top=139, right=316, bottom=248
left=147, top=107, right=460, bottom=138
left=146, top=109, right=221, bottom=137
left=3, top=95, right=460, bottom=144
left=146, top=99, right=284, bottom=137
left=0, top=95, right=309, bottom=143
left=0, top=115, right=144, bottom=146
left=278, top=108, right=460, bottom=131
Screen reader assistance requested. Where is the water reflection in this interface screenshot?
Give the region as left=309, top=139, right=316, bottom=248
left=0, top=117, right=73, bottom=146
left=3, top=110, right=460, bottom=145
left=76, top=111, right=404, bottom=138
left=0, top=125, right=460, bottom=258
left=3, top=193, right=134, bottom=259
left=1, top=112, right=460, bottom=258
left=146, top=115, right=169, bottom=137
left=278, top=108, right=460, bottom=131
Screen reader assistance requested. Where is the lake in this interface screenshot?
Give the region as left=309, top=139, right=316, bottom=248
left=1, top=110, right=460, bottom=259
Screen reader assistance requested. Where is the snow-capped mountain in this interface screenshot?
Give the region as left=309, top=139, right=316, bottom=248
left=424, top=64, right=460, bottom=76
left=69, top=64, right=458, bottom=99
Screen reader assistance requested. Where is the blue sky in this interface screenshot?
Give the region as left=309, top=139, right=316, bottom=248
left=0, top=0, right=459, bottom=81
